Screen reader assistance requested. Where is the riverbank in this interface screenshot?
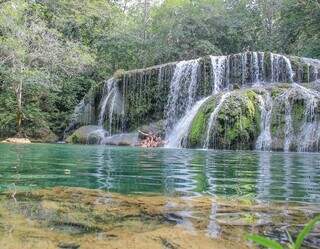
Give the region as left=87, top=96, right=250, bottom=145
left=1, top=138, right=32, bottom=144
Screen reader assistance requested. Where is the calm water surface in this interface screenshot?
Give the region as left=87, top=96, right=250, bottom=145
left=0, top=143, right=319, bottom=204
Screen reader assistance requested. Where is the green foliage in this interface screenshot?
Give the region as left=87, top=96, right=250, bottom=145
left=247, top=215, right=320, bottom=249
left=247, top=234, right=283, bottom=249
left=71, top=134, right=80, bottom=144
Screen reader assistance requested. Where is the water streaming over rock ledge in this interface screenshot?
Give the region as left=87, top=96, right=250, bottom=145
left=66, top=52, right=320, bottom=151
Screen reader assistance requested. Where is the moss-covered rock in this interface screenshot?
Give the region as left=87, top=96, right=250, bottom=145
left=66, top=125, right=102, bottom=144
left=187, top=97, right=217, bottom=148
left=212, top=90, right=261, bottom=150
left=270, top=84, right=320, bottom=151
left=187, top=89, right=261, bottom=149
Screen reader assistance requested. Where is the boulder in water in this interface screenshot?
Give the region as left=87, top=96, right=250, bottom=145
left=103, top=133, right=139, bottom=146
left=65, top=125, right=104, bottom=144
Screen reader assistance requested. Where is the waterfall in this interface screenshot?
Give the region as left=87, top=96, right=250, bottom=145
left=165, top=97, right=210, bottom=148
left=283, top=96, right=293, bottom=152
left=301, top=57, right=320, bottom=83
left=271, top=53, right=294, bottom=83
left=283, top=55, right=294, bottom=83
left=108, top=90, right=117, bottom=136
left=165, top=59, right=200, bottom=136
left=242, top=52, right=247, bottom=85
left=87, top=128, right=108, bottom=145
left=258, top=52, right=265, bottom=82
left=203, top=92, right=231, bottom=149
left=252, top=52, right=260, bottom=83
left=67, top=51, right=320, bottom=151
left=98, top=78, right=116, bottom=127
left=256, top=92, right=273, bottom=150
left=296, top=85, right=320, bottom=152
left=210, top=56, right=227, bottom=94
left=225, top=56, right=230, bottom=87
left=272, top=84, right=320, bottom=152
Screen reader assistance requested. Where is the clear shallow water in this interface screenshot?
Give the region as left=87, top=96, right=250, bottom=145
left=0, top=143, right=320, bottom=204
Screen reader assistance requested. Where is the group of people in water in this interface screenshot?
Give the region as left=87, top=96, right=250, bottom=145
left=138, top=130, right=163, bottom=148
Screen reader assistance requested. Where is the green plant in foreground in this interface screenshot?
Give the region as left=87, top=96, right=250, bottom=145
left=246, top=215, right=320, bottom=249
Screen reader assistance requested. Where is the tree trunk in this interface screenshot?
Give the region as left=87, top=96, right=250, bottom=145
left=142, top=0, right=148, bottom=68
left=15, top=78, right=23, bottom=137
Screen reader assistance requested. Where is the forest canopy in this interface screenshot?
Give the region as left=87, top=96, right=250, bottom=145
left=0, top=0, right=319, bottom=140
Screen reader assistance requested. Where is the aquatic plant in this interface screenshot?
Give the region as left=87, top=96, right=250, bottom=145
left=246, top=215, right=320, bottom=249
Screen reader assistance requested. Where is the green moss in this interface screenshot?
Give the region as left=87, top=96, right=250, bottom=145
left=202, top=90, right=261, bottom=150
left=71, top=134, right=80, bottom=144
left=188, top=111, right=206, bottom=147
left=187, top=97, right=217, bottom=147
left=270, top=86, right=288, bottom=98
left=292, top=99, right=306, bottom=132
left=245, top=90, right=257, bottom=102
left=113, top=69, right=125, bottom=79
left=303, top=64, right=310, bottom=82
left=264, top=52, right=271, bottom=81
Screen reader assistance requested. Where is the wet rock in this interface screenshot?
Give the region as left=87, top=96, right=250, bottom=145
left=51, top=221, right=101, bottom=234
left=65, top=125, right=102, bottom=144
left=57, top=242, right=80, bottom=249
left=159, top=236, right=180, bottom=249
left=103, top=132, right=139, bottom=146
left=2, top=187, right=319, bottom=249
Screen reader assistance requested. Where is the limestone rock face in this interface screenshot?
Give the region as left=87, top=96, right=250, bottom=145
left=187, top=84, right=320, bottom=151
left=65, top=51, right=320, bottom=151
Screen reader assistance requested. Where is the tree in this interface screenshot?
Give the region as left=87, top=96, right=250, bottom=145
left=0, top=0, right=93, bottom=137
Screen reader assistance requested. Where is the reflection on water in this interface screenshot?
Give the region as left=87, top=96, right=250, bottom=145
left=205, top=153, right=220, bottom=238
left=0, top=144, right=320, bottom=203
left=162, top=150, right=198, bottom=233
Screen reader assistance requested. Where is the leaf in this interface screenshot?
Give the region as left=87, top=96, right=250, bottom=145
left=294, top=215, right=320, bottom=249
left=246, top=234, right=284, bottom=249
left=285, top=229, right=294, bottom=245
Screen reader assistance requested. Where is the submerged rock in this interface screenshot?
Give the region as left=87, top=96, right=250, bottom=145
left=0, top=187, right=319, bottom=249
left=57, top=242, right=80, bottom=249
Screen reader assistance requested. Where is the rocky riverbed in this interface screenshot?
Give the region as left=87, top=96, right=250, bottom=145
left=0, top=187, right=319, bottom=249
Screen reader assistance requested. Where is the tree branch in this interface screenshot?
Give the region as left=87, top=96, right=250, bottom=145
left=0, top=0, right=10, bottom=5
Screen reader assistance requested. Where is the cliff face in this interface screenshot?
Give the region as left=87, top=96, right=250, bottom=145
left=65, top=52, right=320, bottom=152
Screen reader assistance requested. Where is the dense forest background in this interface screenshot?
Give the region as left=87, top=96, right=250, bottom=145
left=0, top=0, right=319, bottom=140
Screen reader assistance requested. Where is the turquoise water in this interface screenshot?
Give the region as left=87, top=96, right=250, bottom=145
left=0, top=143, right=319, bottom=204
